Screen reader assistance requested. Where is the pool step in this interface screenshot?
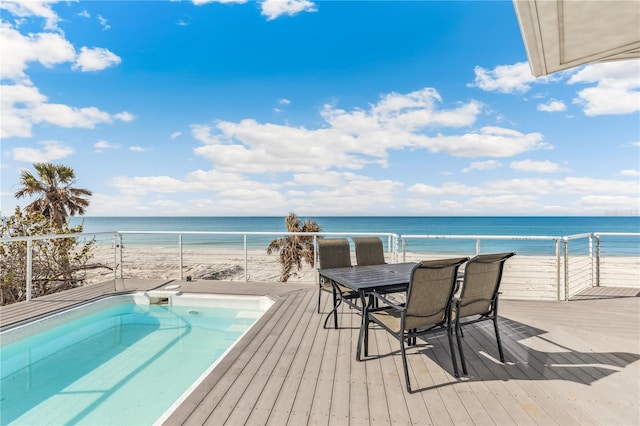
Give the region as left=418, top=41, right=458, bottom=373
left=145, top=290, right=182, bottom=305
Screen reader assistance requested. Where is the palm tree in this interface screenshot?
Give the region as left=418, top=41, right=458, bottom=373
left=14, top=163, right=92, bottom=228
left=267, top=212, right=321, bottom=282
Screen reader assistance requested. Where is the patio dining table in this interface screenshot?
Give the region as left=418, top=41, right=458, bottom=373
left=319, top=262, right=418, bottom=360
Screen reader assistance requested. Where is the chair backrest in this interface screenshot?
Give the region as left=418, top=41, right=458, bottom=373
left=457, top=252, right=516, bottom=317
left=317, top=238, right=352, bottom=269
left=404, top=257, right=469, bottom=330
left=353, top=237, right=385, bottom=266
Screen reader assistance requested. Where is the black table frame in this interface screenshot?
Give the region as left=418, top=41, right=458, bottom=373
left=319, top=262, right=417, bottom=360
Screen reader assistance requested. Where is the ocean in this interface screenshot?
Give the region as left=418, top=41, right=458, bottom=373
left=68, top=216, right=639, bottom=256
left=70, top=216, right=639, bottom=236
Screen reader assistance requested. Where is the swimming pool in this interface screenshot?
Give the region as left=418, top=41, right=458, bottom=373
left=0, top=291, right=274, bottom=425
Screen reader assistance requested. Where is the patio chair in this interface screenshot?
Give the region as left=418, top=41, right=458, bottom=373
left=360, top=257, right=469, bottom=392
left=453, top=252, right=516, bottom=375
left=317, top=238, right=360, bottom=329
left=353, top=237, right=386, bottom=266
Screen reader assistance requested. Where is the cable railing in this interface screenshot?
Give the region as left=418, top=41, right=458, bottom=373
left=401, top=234, right=563, bottom=300
left=1, top=231, right=638, bottom=304
left=400, top=233, right=640, bottom=300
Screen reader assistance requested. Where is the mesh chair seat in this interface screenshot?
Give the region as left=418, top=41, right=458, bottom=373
left=353, top=237, right=386, bottom=266
left=453, top=252, right=516, bottom=375
left=317, top=238, right=359, bottom=329
left=360, top=256, right=469, bottom=393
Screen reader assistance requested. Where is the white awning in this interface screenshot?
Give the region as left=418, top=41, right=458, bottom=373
left=513, top=0, right=640, bottom=76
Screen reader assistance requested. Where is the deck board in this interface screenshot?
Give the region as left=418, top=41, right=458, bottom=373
left=1, top=280, right=639, bottom=426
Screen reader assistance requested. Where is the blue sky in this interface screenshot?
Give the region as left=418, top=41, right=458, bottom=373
left=1, top=0, right=639, bottom=217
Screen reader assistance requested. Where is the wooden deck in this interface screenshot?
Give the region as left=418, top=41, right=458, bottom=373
left=1, top=281, right=639, bottom=425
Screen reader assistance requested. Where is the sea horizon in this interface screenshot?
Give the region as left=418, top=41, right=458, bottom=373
left=68, top=216, right=639, bottom=254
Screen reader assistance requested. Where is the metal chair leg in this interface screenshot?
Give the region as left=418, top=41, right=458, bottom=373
left=454, top=324, right=467, bottom=375
left=447, top=327, right=460, bottom=377
left=322, top=286, right=341, bottom=329
left=400, top=335, right=412, bottom=393
left=493, top=316, right=505, bottom=363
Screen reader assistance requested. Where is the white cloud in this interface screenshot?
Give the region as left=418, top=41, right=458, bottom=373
left=0, top=22, right=75, bottom=83
left=469, top=62, right=543, bottom=94
left=0, top=84, right=46, bottom=137
left=299, top=177, right=402, bottom=214
left=32, top=104, right=108, bottom=128
left=85, top=193, right=157, bottom=216
left=114, top=111, right=134, bottom=122
left=96, top=169, right=640, bottom=216
left=261, top=0, right=317, bottom=20
left=97, top=14, right=111, bottom=31
left=554, top=177, right=638, bottom=194
left=0, top=16, right=124, bottom=152
left=73, top=47, right=121, bottom=72
left=408, top=181, right=477, bottom=196
left=465, top=194, right=541, bottom=213
left=620, top=169, right=640, bottom=177
left=130, top=146, right=146, bottom=152
left=192, top=0, right=247, bottom=5
left=274, top=98, right=290, bottom=113
left=188, top=88, right=547, bottom=176
left=94, top=140, right=120, bottom=152
left=537, top=99, right=566, bottom=112
left=110, top=169, right=274, bottom=196
left=0, top=0, right=61, bottom=30
left=216, top=188, right=288, bottom=213
left=510, top=159, right=562, bottom=173
left=12, top=140, right=74, bottom=162
left=189, top=0, right=315, bottom=22
left=1, top=84, right=133, bottom=138
left=78, top=10, right=90, bottom=18
left=423, top=127, right=549, bottom=158
left=568, top=60, right=640, bottom=116
left=171, top=131, right=183, bottom=139
left=462, top=160, right=502, bottom=172
left=193, top=120, right=364, bottom=173
left=407, top=177, right=638, bottom=201
left=579, top=195, right=640, bottom=209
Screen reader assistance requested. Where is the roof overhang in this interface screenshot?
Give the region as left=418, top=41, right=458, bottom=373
left=513, top=0, right=640, bottom=76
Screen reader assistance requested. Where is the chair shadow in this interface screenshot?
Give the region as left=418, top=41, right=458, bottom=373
left=375, top=316, right=640, bottom=393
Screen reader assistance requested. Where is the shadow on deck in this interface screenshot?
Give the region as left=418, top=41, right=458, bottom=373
left=571, top=286, right=640, bottom=300
left=2, top=280, right=639, bottom=425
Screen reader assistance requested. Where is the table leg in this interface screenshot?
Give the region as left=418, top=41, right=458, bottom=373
left=356, top=290, right=369, bottom=361
left=323, top=282, right=342, bottom=329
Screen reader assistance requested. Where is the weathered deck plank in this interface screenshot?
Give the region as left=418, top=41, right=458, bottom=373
left=1, top=281, right=638, bottom=426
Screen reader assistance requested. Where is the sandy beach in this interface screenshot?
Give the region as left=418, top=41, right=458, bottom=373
left=81, top=245, right=640, bottom=301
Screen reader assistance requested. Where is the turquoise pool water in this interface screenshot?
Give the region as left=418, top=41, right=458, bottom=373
left=0, top=294, right=273, bottom=425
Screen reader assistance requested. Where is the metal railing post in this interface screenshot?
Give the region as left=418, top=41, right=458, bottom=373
left=179, top=234, right=184, bottom=281
left=595, top=234, right=601, bottom=287
left=391, top=234, right=398, bottom=263
left=113, top=233, right=118, bottom=287
left=119, top=234, right=124, bottom=279
left=402, top=238, right=406, bottom=262
left=588, top=233, right=594, bottom=288
left=314, top=235, right=319, bottom=287
left=555, top=238, right=561, bottom=301
left=244, top=234, right=248, bottom=283
left=563, top=238, right=569, bottom=301
left=26, top=240, right=32, bottom=301
left=476, top=239, right=481, bottom=255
